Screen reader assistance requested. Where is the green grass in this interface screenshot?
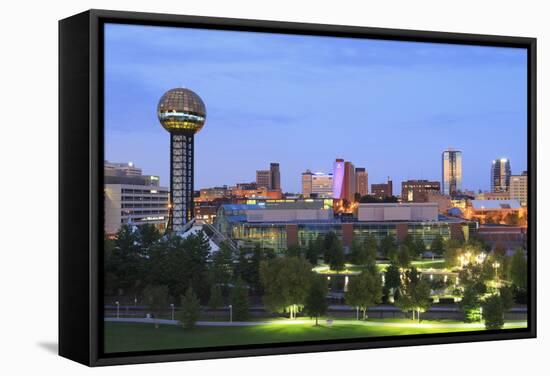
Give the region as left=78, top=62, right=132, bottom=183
left=104, top=319, right=526, bottom=353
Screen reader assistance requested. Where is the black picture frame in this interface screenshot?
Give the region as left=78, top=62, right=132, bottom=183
left=59, top=9, right=537, bottom=367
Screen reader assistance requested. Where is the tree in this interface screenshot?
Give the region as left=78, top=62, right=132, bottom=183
left=380, top=234, right=398, bottom=261
left=286, top=244, right=303, bottom=258
left=482, top=294, right=504, bottom=330
left=260, top=257, right=313, bottom=319
left=328, top=240, right=345, bottom=272
left=351, top=235, right=377, bottom=267
left=304, top=275, right=329, bottom=326
left=105, top=225, right=145, bottom=296
left=395, top=268, right=431, bottom=322
left=345, top=270, right=383, bottom=320
left=505, top=212, right=519, bottom=226
left=383, top=262, right=401, bottom=299
left=323, top=232, right=339, bottom=264
left=179, top=287, right=201, bottom=329
left=499, top=285, right=515, bottom=312
left=443, top=238, right=462, bottom=269
left=209, top=242, right=234, bottom=287
left=305, top=236, right=323, bottom=266
left=430, top=235, right=445, bottom=257
left=459, top=285, right=482, bottom=322
left=510, top=248, right=527, bottom=289
left=149, top=231, right=211, bottom=302
left=208, top=284, right=223, bottom=319
left=396, top=244, right=412, bottom=269
left=135, top=224, right=161, bottom=258
left=413, top=238, right=426, bottom=258
left=230, top=278, right=250, bottom=321
left=143, top=285, right=169, bottom=328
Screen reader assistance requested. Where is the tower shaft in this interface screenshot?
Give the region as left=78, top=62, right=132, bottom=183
left=169, top=132, right=194, bottom=232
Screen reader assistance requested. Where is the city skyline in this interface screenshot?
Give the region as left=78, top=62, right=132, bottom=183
left=104, top=23, right=527, bottom=194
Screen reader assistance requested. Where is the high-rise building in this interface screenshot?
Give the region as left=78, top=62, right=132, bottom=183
left=157, top=87, right=206, bottom=232
left=491, top=158, right=512, bottom=193
left=302, top=170, right=333, bottom=198
left=510, top=171, right=528, bottom=206
left=256, top=170, right=272, bottom=189
left=401, top=179, right=441, bottom=202
left=332, top=159, right=345, bottom=199
left=343, top=161, right=356, bottom=202
left=442, top=149, right=462, bottom=195
left=104, top=161, right=169, bottom=235
left=302, top=170, right=313, bottom=198
left=355, top=167, right=368, bottom=197
left=371, top=179, right=393, bottom=200
left=270, top=163, right=281, bottom=191
left=312, top=172, right=333, bottom=198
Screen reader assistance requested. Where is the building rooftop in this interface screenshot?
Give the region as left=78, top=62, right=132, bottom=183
left=471, top=200, right=521, bottom=210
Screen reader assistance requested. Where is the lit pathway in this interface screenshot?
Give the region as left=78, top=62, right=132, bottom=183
left=105, top=317, right=527, bottom=329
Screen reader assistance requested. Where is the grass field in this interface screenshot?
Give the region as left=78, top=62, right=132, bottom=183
left=104, top=319, right=526, bottom=353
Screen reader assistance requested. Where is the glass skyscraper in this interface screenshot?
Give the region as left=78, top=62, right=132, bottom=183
left=491, top=158, right=512, bottom=193
left=442, top=149, right=462, bottom=195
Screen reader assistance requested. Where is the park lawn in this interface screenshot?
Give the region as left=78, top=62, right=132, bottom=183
left=104, top=319, right=524, bottom=353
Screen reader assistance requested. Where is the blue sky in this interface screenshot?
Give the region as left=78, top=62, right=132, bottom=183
left=104, top=23, right=527, bottom=194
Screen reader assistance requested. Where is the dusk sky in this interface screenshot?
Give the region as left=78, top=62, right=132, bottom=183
left=104, top=23, right=527, bottom=194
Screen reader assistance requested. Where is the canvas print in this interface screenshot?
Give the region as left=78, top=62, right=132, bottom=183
left=102, top=23, right=529, bottom=354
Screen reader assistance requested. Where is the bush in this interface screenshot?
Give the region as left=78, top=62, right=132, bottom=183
left=482, top=295, right=504, bottom=330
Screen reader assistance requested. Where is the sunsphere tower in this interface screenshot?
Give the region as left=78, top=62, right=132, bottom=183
left=157, top=88, right=207, bottom=232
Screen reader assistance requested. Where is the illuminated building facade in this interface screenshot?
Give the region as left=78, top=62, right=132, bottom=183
left=401, top=179, right=441, bottom=202
left=215, top=201, right=473, bottom=253
left=332, top=159, right=345, bottom=199
left=510, top=171, right=528, bottom=206
left=332, top=158, right=356, bottom=202
left=371, top=179, right=393, bottom=200
left=491, top=158, right=512, bottom=193
left=104, top=161, right=169, bottom=235
left=157, top=88, right=206, bottom=232
left=442, top=149, right=462, bottom=195
left=302, top=170, right=313, bottom=197
left=355, top=167, right=368, bottom=197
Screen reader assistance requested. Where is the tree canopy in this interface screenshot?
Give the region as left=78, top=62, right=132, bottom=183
left=260, top=256, right=313, bottom=319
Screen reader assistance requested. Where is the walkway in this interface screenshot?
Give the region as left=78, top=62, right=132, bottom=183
left=105, top=317, right=527, bottom=329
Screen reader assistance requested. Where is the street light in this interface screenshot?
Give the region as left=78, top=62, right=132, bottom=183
left=493, top=261, right=500, bottom=282
left=170, top=303, right=175, bottom=321
left=115, top=301, right=120, bottom=319
left=229, top=304, right=233, bottom=323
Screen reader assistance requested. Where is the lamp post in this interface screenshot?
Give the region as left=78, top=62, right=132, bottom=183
left=115, top=301, right=120, bottom=319
left=170, top=303, right=175, bottom=321
left=229, top=305, right=233, bottom=323
left=493, top=261, right=500, bottom=284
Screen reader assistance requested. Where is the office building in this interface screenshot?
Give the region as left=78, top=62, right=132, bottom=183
left=510, top=171, right=528, bottom=206
left=442, top=149, right=462, bottom=195
left=256, top=170, right=272, bottom=189
left=371, top=179, right=393, bottom=200
left=104, top=162, right=169, bottom=235
left=355, top=167, right=368, bottom=197
left=332, top=158, right=356, bottom=202
left=198, top=186, right=229, bottom=201
left=270, top=163, right=281, bottom=191
left=401, top=179, right=441, bottom=202
left=302, top=170, right=313, bottom=197
left=491, top=158, right=512, bottom=193
left=332, top=159, right=345, bottom=199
